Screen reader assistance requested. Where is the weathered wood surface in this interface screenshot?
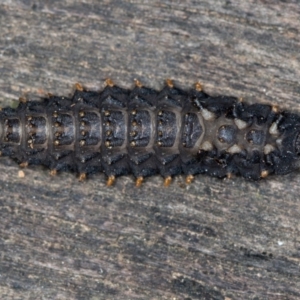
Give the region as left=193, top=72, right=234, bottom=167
left=0, top=1, right=300, bottom=299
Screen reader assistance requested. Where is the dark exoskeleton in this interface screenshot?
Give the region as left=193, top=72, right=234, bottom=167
left=1, top=79, right=300, bottom=186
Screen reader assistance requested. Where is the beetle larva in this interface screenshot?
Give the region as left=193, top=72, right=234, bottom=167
left=1, top=79, right=299, bottom=186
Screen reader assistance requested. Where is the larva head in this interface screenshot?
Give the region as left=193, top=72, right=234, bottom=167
left=270, top=111, right=300, bottom=166
left=289, top=130, right=300, bottom=173
left=295, top=132, right=300, bottom=155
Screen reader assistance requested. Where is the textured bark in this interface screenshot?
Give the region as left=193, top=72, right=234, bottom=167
left=0, top=1, right=300, bottom=299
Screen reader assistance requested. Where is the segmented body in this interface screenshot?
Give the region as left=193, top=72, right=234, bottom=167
left=1, top=79, right=300, bottom=186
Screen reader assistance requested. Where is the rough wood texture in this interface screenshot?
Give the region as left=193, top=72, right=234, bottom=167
left=0, top=1, right=300, bottom=299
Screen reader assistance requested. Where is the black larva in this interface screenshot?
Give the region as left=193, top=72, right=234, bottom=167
left=1, top=79, right=300, bottom=186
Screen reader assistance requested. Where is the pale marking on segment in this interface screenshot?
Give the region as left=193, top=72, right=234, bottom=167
left=201, top=108, right=216, bottom=121
left=201, top=141, right=213, bottom=151
left=227, top=144, right=242, bottom=154
left=264, top=144, right=275, bottom=155
left=234, top=118, right=247, bottom=130
left=269, top=122, right=279, bottom=135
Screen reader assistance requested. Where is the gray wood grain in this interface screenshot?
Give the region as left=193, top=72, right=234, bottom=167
left=0, top=1, right=300, bottom=299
